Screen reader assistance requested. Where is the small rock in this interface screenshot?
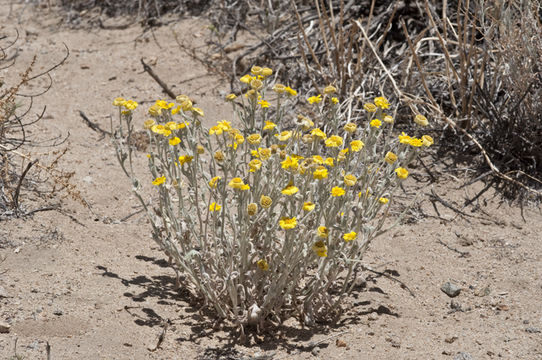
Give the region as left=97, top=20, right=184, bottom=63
left=311, top=347, right=320, bottom=356
left=0, top=286, right=9, bottom=298
left=445, top=336, right=458, bottom=344
left=53, top=309, right=63, bottom=316
left=525, top=327, right=541, bottom=334
left=454, top=352, right=473, bottom=360
left=474, top=286, right=490, bottom=297
left=335, top=339, right=347, bottom=347
left=441, top=282, right=461, bottom=297
left=0, top=321, right=10, bottom=333
left=368, top=312, right=379, bottom=321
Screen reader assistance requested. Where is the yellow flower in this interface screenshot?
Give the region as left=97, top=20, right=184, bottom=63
left=281, top=156, right=299, bottom=171
left=124, top=100, right=138, bottom=110
left=247, top=203, right=258, bottom=216
left=231, top=131, right=245, bottom=144
left=209, top=202, right=222, bottom=212
left=311, top=128, right=327, bottom=140
left=343, top=231, right=357, bottom=242
left=344, top=174, right=357, bottom=187
left=113, top=97, right=126, bottom=106
left=171, top=106, right=181, bottom=115
left=143, top=119, right=156, bottom=129
left=251, top=78, right=263, bottom=91
left=180, top=99, right=193, bottom=111
left=197, top=145, right=205, bottom=154
left=303, top=202, right=315, bottom=211
left=317, top=226, right=329, bottom=238
left=325, top=135, right=343, bottom=147
left=395, top=167, right=409, bottom=180
left=383, top=114, right=394, bottom=123
left=281, top=184, right=299, bottom=196
left=260, top=195, right=272, bottom=209
left=258, top=147, right=271, bottom=160
left=275, top=131, right=292, bottom=141
left=240, top=74, right=253, bottom=83
left=279, top=217, right=297, bottom=230
left=324, top=158, right=334, bottom=167
left=312, top=155, right=324, bottom=164
left=307, top=94, right=322, bottom=104
left=261, top=67, right=273, bottom=77
left=370, top=119, right=382, bottom=128
left=312, top=241, right=328, bottom=257
left=296, top=115, right=314, bottom=130
left=414, top=114, right=428, bottom=126
left=178, top=155, right=193, bottom=165
left=409, top=138, right=423, bottom=147
left=169, top=137, right=181, bottom=146
left=257, top=259, right=269, bottom=271
left=209, top=176, right=221, bottom=188
left=229, top=177, right=250, bottom=190
left=245, top=89, right=258, bottom=100
left=338, top=148, right=349, bottom=162
left=343, top=122, right=357, bottom=133
left=191, top=107, right=204, bottom=117
left=422, top=135, right=434, bottom=147
left=331, top=97, right=339, bottom=104
left=331, top=187, right=346, bottom=197
left=152, top=176, right=166, bottom=186
left=258, top=99, right=270, bottom=108
left=247, top=133, right=262, bottom=145
left=263, top=121, right=277, bottom=131
left=176, top=94, right=189, bottom=103
left=148, top=104, right=162, bottom=117
left=399, top=132, right=412, bottom=144
left=374, top=96, right=390, bottom=109
left=313, top=166, right=328, bottom=180
left=214, top=151, right=225, bottom=162
left=324, top=85, right=337, bottom=94
left=250, top=66, right=263, bottom=75
left=272, top=84, right=286, bottom=94
left=379, top=197, right=389, bottom=204
left=151, top=124, right=169, bottom=136
left=385, top=151, right=397, bottom=164
left=363, top=103, right=377, bottom=112
left=165, top=121, right=178, bottom=130
left=225, top=93, right=237, bottom=101
left=285, top=86, right=297, bottom=97
left=249, top=159, right=262, bottom=172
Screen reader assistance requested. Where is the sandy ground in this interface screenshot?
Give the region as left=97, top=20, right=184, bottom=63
left=1, top=3, right=542, bottom=359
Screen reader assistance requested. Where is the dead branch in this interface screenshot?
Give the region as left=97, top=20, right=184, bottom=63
left=140, top=58, right=176, bottom=99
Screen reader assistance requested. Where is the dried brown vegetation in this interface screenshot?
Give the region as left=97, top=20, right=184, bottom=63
left=0, top=30, right=76, bottom=218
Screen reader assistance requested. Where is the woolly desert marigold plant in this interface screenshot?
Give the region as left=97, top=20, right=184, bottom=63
left=112, top=69, right=434, bottom=330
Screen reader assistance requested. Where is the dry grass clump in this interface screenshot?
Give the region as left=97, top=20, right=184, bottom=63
left=0, top=31, right=76, bottom=218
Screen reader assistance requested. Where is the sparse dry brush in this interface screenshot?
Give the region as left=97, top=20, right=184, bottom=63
left=0, top=30, right=75, bottom=218
left=200, top=0, right=542, bottom=200
left=113, top=66, right=433, bottom=332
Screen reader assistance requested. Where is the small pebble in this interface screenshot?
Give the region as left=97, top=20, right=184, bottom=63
left=525, top=327, right=541, bottom=334
left=0, top=321, right=10, bottom=333
left=0, top=286, right=9, bottom=298
left=53, top=309, right=64, bottom=316
left=311, top=347, right=320, bottom=356
left=454, top=352, right=473, bottom=360
left=441, top=282, right=461, bottom=297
